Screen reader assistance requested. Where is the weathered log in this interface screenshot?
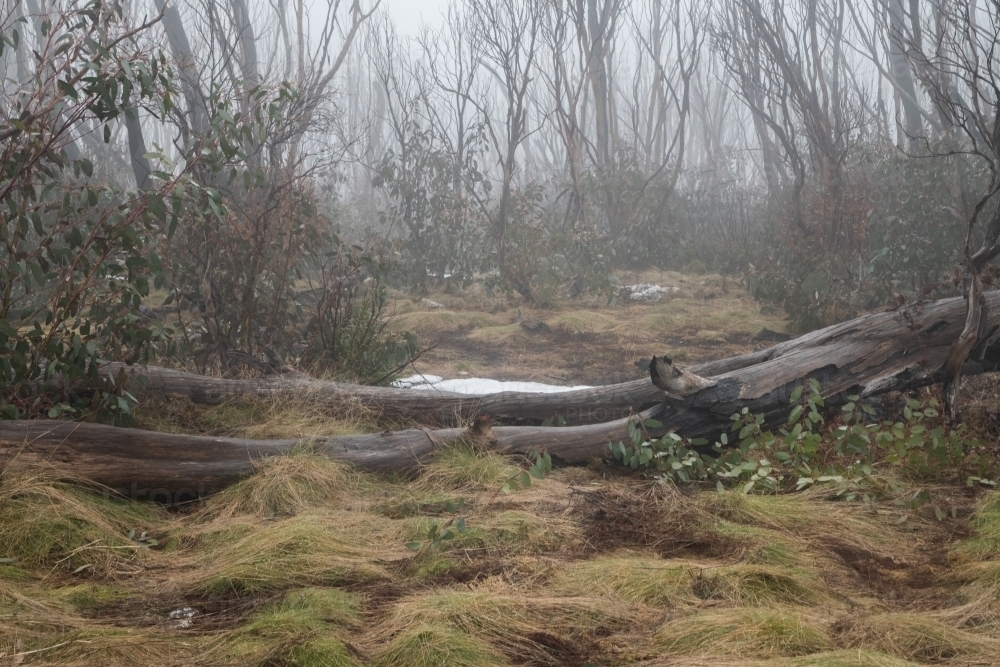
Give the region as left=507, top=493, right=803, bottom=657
left=654, top=291, right=1000, bottom=442
left=97, top=292, right=1000, bottom=426
left=7, top=292, right=1000, bottom=497
left=0, top=409, right=661, bottom=499
left=100, top=363, right=662, bottom=426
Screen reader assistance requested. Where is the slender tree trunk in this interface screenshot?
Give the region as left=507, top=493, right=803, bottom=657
left=887, top=0, right=922, bottom=151
left=124, top=106, right=151, bottom=191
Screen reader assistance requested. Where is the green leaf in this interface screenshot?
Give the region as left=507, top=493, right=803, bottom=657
left=787, top=404, right=803, bottom=425
left=149, top=196, right=166, bottom=222
left=58, top=79, right=78, bottom=99
left=405, top=541, right=423, bottom=551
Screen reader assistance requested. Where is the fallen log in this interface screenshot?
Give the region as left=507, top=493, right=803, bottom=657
left=0, top=409, right=662, bottom=499
left=6, top=292, right=1000, bottom=497
left=101, top=363, right=663, bottom=426
left=99, top=292, right=1000, bottom=426
left=653, top=291, right=1000, bottom=442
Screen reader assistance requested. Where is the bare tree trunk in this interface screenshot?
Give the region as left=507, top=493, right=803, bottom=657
left=230, top=0, right=260, bottom=85
left=124, top=106, right=151, bottom=191
left=887, top=0, right=923, bottom=151
left=154, top=0, right=207, bottom=140
left=585, top=0, right=612, bottom=167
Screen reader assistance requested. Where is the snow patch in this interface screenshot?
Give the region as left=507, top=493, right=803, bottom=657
left=168, top=607, right=198, bottom=628
left=392, top=373, right=591, bottom=395
left=622, top=283, right=679, bottom=302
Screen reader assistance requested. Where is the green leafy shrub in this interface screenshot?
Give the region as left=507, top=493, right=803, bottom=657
left=0, top=2, right=194, bottom=422
left=611, top=380, right=987, bottom=500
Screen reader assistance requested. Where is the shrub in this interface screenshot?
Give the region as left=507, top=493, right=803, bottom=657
left=0, top=2, right=194, bottom=422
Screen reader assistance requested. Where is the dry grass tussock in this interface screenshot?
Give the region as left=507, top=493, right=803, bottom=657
left=194, top=444, right=359, bottom=521
left=389, top=270, right=789, bottom=384
left=4, top=434, right=1000, bottom=665
left=134, top=392, right=398, bottom=440
left=9, top=271, right=1000, bottom=666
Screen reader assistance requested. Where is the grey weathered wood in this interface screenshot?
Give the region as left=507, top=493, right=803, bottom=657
left=99, top=363, right=663, bottom=425
left=657, top=291, right=1000, bottom=442
left=9, top=292, right=1000, bottom=497
left=0, top=410, right=659, bottom=499
left=96, top=292, right=1000, bottom=426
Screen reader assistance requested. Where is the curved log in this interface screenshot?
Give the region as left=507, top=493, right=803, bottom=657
left=93, top=292, right=1000, bottom=427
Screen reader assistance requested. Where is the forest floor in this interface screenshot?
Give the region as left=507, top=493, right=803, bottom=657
left=388, top=270, right=789, bottom=386
left=3, top=271, right=1000, bottom=667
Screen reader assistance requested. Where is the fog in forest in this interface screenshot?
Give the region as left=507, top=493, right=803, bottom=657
left=7, top=3, right=1000, bottom=664
left=4, top=0, right=1000, bottom=396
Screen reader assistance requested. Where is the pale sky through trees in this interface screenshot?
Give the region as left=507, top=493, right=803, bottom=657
left=380, top=0, right=449, bottom=35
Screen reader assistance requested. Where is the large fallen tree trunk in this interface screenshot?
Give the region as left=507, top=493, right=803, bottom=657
left=5, top=292, right=1000, bottom=496
left=101, top=362, right=664, bottom=426
left=0, top=410, right=661, bottom=499
left=101, top=292, right=1000, bottom=425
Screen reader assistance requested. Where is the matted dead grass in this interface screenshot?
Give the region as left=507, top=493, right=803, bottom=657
left=389, top=269, right=790, bottom=385
left=3, top=452, right=999, bottom=667
left=6, top=274, right=1000, bottom=666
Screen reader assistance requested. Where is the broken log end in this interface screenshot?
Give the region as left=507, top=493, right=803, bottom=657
left=649, top=355, right=715, bottom=397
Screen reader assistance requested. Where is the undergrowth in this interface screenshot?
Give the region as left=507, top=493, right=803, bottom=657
left=611, top=379, right=998, bottom=516
left=3, top=388, right=1000, bottom=666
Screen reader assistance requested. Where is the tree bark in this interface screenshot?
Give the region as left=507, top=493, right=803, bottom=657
left=887, top=0, right=923, bottom=151
left=124, top=106, right=151, bottom=191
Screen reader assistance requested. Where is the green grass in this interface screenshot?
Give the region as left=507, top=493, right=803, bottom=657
left=0, top=474, right=162, bottom=577
left=2, top=433, right=996, bottom=667
left=836, top=613, right=1000, bottom=662
left=371, top=626, right=510, bottom=667
left=214, top=589, right=362, bottom=666
left=955, top=491, right=1000, bottom=560
left=189, top=513, right=390, bottom=595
